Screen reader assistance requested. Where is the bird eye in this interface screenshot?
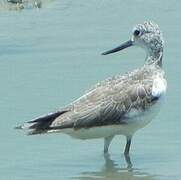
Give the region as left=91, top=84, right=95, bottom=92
left=133, top=29, right=141, bottom=36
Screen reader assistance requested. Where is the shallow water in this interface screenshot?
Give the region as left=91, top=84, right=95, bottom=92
left=0, top=0, right=181, bottom=179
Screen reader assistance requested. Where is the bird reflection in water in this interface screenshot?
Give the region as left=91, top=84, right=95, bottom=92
left=73, top=153, right=157, bottom=180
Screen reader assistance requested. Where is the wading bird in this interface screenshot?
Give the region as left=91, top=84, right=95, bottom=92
left=17, top=21, right=167, bottom=162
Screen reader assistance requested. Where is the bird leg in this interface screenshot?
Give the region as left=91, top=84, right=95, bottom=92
left=124, top=136, right=132, bottom=156
left=104, top=136, right=114, bottom=154
left=124, top=136, right=132, bottom=168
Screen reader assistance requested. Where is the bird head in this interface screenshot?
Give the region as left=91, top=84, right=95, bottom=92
left=102, top=21, right=164, bottom=62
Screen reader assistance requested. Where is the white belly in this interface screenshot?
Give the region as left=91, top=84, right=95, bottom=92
left=125, top=95, right=165, bottom=131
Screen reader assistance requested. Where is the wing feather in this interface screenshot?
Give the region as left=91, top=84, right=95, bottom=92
left=51, top=78, right=155, bottom=130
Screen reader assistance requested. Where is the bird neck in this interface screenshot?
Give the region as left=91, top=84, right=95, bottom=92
left=145, top=48, right=163, bottom=67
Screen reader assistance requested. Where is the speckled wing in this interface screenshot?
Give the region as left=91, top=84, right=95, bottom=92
left=50, top=75, right=155, bottom=130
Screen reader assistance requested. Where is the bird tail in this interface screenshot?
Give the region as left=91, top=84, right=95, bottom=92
left=15, top=110, right=68, bottom=135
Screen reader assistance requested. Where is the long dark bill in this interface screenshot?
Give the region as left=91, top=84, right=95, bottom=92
left=101, top=40, right=133, bottom=55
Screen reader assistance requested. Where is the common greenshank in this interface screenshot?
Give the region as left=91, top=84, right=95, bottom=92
left=17, top=21, right=167, bottom=160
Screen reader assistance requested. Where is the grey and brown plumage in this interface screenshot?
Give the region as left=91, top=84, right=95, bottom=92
left=16, top=21, right=167, bottom=160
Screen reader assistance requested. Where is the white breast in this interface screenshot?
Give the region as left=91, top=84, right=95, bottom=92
left=152, top=76, right=167, bottom=98
left=125, top=76, right=167, bottom=132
